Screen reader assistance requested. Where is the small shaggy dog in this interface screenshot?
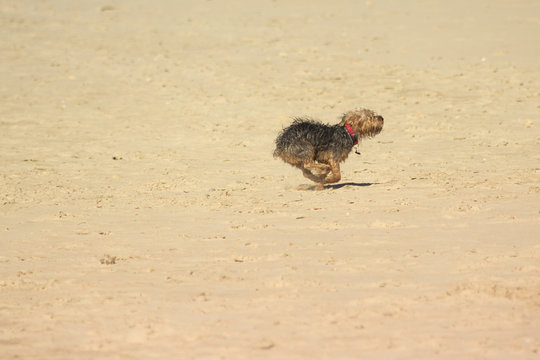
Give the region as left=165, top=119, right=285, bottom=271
left=273, top=109, right=384, bottom=189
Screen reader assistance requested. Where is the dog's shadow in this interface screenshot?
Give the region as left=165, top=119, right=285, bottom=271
left=297, top=182, right=376, bottom=191
left=325, top=182, right=376, bottom=190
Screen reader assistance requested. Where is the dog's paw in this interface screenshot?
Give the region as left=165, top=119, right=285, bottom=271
left=310, top=167, right=330, bottom=176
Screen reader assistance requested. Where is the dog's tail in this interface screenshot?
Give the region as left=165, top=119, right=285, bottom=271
left=273, top=131, right=301, bottom=166
left=273, top=127, right=287, bottom=159
left=273, top=138, right=284, bottom=159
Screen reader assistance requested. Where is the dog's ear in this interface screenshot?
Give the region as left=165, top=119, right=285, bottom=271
left=339, top=111, right=351, bottom=126
left=340, top=110, right=359, bottom=126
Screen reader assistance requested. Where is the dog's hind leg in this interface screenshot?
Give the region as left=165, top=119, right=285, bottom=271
left=301, top=167, right=325, bottom=183
left=303, top=160, right=331, bottom=176
left=300, top=169, right=326, bottom=190
left=300, top=161, right=330, bottom=189
left=322, top=159, right=341, bottom=184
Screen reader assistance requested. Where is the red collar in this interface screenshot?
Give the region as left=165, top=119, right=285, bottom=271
left=344, top=124, right=358, bottom=145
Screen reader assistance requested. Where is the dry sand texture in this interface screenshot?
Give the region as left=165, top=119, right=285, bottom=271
left=1, top=0, right=540, bottom=359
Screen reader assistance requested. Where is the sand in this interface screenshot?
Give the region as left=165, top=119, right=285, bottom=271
left=1, top=0, right=539, bottom=358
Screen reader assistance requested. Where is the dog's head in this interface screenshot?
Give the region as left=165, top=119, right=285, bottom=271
left=340, top=109, right=384, bottom=138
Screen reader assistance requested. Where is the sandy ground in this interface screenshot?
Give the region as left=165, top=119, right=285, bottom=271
left=1, top=0, right=540, bottom=358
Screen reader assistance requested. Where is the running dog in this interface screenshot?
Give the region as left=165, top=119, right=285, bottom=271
left=273, top=109, right=384, bottom=189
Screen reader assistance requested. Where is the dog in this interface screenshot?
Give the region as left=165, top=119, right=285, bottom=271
left=273, top=109, right=384, bottom=189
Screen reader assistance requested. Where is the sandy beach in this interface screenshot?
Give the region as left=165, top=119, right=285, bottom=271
left=1, top=0, right=539, bottom=358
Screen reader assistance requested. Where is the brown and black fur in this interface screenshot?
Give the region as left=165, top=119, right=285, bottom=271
left=273, top=109, right=384, bottom=189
